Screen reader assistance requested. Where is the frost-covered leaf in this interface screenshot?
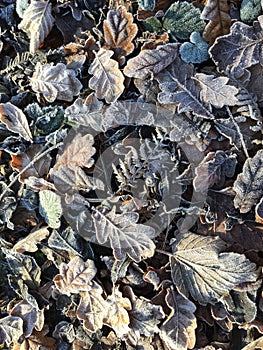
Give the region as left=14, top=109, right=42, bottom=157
left=10, top=300, right=38, bottom=338
left=246, top=64, right=263, bottom=108
left=124, top=43, right=180, bottom=79
left=88, top=48, right=124, bottom=103
left=13, top=227, right=49, bottom=253
left=180, top=32, right=209, bottom=64
left=53, top=256, right=97, bottom=296
left=103, top=6, right=138, bottom=63
left=0, top=182, right=17, bottom=230
left=0, top=102, right=32, bottom=141
left=18, top=0, right=55, bottom=53
left=39, top=190, right=62, bottom=229
left=233, top=149, right=263, bottom=213
left=170, top=232, right=259, bottom=305
left=240, top=0, right=262, bottom=23
left=193, top=151, right=237, bottom=192
left=241, top=336, right=263, bottom=349
left=0, top=316, right=24, bottom=347
left=16, top=0, right=29, bottom=18
left=194, top=73, right=239, bottom=108
left=138, top=0, right=156, bottom=10
left=13, top=327, right=57, bottom=350
left=160, top=287, right=197, bottom=350
left=163, top=1, right=205, bottom=40
left=255, top=197, right=263, bottom=224
left=92, top=206, right=156, bottom=262
left=76, top=281, right=107, bottom=332
left=201, top=0, right=231, bottom=44
left=30, top=62, right=82, bottom=103
left=209, top=19, right=263, bottom=74
left=156, top=58, right=214, bottom=119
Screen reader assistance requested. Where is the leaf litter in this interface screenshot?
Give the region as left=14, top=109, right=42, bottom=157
left=0, top=0, right=262, bottom=349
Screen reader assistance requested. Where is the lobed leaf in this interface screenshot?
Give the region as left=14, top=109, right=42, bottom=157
left=180, top=32, right=209, bottom=64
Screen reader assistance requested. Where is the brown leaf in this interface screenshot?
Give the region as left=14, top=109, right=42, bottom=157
left=103, top=6, right=138, bottom=64
left=53, top=256, right=97, bottom=296
left=13, top=226, right=50, bottom=253
left=0, top=102, right=32, bottom=142
left=201, top=0, right=231, bottom=44
left=12, top=326, right=56, bottom=350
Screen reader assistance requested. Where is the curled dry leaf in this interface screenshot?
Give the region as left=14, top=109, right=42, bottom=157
left=233, top=149, right=263, bottom=213
left=170, top=232, right=259, bottom=305
left=0, top=102, right=32, bottom=142
left=13, top=226, right=49, bottom=253
left=103, top=6, right=138, bottom=64
left=30, top=62, right=82, bottom=102
left=53, top=256, right=97, bottom=296
left=124, top=43, right=180, bottom=80
left=92, top=206, right=156, bottom=262
left=88, top=48, right=125, bottom=103
left=18, top=0, right=55, bottom=53
left=160, top=287, right=197, bottom=350
left=201, top=0, right=231, bottom=44
left=193, top=151, right=237, bottom=192
left=194, top=73, right=239, bottom=108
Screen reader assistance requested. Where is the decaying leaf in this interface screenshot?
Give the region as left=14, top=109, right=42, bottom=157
left=124, top=43, right=180, bottom=79
left=160, top=287, right=197, bottom=350
left=0, top=102, right=32, bottom=141
left=179, top=32, right=209, bottom=64
left=170, top=232, right=259, bottom=305
left=39, top=190, right=62, bottom=229
left=233, top=149, right=263, bottom=213
left=18, top=0, right=55, bottom=53
left=194, top=73, right=239, bottom=108
left=201, top=0, right=231, bottom=44
left=53, top=256, right=97, bottom=296
left=13, top=226, right=49, bottom=253
left=88, top=48, right=125, bottom=103
left=92, top=206, right=156, bottom=262
left=103, top=6, right=138, bottom=63
left=209, top=19, right=263, bottom=74
left=193, top=151, right=237, bottom=192
left=30, top=62, right=83, bottom=102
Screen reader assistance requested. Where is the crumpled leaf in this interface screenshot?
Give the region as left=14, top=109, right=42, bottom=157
left=39, top=190, right=62, bottom=229
left=156, top=58, right=215, bottom=119
left=0, top=102, right=32, bottom=141
left=0, top=316, right=24, bottom=347
left=194, top=73, right=239, bottom=108
left=138, top=0, right=156, bottom=10
left=170, top=232, right=259, bottom=305
left=124, top=43, right=179, bottom=80
left=88, top=48, right=125, bottom=103
left=201, top=0, right=231, bottom=44
left=160, top=287, right=197, bottom=350
left=92, top=206, right=156, bottom=262
left=13, top=226, right=49, bottom=253
left=53, top=256, right=97, bottom=296
left=193, top=151, right=237, bottom=192
left=103, top=6, right=138, bottom=64
left=240, top=0, right=262, bottom=23
left=163, top=1, right=205, bottom=40
left=12, top=327, right=57, bottom=350
left=10, top=300, right=38, bottom=338
left=76, top=281, right=107, bottom=332
left=30, top=62, right=82, bottom=102
left=209, top=19, right=263, bottom=74
left=233, top=149, right=263, bottom=213
left=179, top=32, right=209, bottom=64
left=18, top=0, right=55, bottom=53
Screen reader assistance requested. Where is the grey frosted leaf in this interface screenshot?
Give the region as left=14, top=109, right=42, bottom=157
left=209, top=19, right=263, bottom=73
left=18, top=0, right=55, bottom=53
left=30, top=62, right=82, bottom=103
left=39, top=190, right=62, bottom=229
left=0, top=102, right=32, bottom=141
left=16, top=0, right=29, bottom=19
left=0, top=182, right=17, bottom=230
left=156, top=58, right=215, bottom=119
left=48, top=227, right=83, bottom=257
left=160, top=287, right=197, bottom=350
left=124, top=43, right=180, bottom=79
left=194, top=73, right=239, bottom=108
left=170, top=232, right=259, bottom=305
left=233, top=149, right=263, bottom=213
left=92, top=206, right=156, bottom=262
left=163, top=1, right=205, bottom=40
left=10, top=300, right=39, bottom=338
left=224, top=290, right=257, bottom=324
left=246, top=64, right=263, bottom=108
left=53, top=256, right=97, bottom=296
left=240, top=0, right=262, bottom=23
left=13, top=226, right=49, bottom=253
left=0, top=316, right=24, bottom=347
left=138, top=0, right=156, bottom=10
left=88, top=48, right=124, bottom=103
left=193, top=151, right=237, bottom=192
left=180, top=32, right=209, bottom=64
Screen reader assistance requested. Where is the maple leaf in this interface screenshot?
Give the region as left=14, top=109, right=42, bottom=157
left=30, top=62, right=83, bottom=102
left=201, top=0, right=231, bottom=44
left=233, top=149, right=263, bottom=213
left=88, top=48, right=125, bottom=103
left=18, top=0, right=55, bottom=53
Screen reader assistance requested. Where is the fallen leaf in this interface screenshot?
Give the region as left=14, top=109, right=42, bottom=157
left=39, top=190, right=62, bottom=229
left=13, top=226, right=49, bottom=253
left=0, top=316, right=24, bottom=347
left=179, top=32, right=209, bottom=64
left=255, top=197, right=263, bottom=224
